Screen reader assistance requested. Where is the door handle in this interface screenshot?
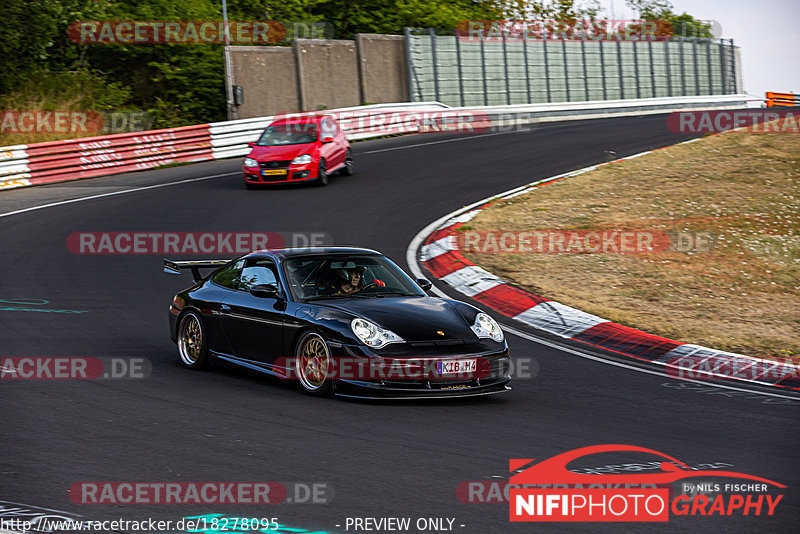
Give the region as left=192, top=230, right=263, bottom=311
left=221, top=304, right=231, bottom=311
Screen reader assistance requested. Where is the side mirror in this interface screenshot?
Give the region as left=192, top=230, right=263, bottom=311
left=416, top=278, right=433, bottom=291
left=248, top=142, right=255, bottom=148
left=322, top=136, right=334, bottom=144
left=250, top=284, right=279, bottom=298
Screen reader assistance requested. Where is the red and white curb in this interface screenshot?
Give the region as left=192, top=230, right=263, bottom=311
left=407, top=144, right=800, bottom=392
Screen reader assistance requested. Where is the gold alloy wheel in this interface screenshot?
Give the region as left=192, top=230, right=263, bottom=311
left=178, top=313, right=203, bottom=365
left=297, top=334, right=331, bottom=391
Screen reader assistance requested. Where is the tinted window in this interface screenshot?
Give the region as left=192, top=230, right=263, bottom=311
left=283, top=255, right=424, bottom=300
left=256, top=122, right=317, bottom=146
left=239, top=260, right=278, bottom=292
left=212, top=260, right=244, bottom=289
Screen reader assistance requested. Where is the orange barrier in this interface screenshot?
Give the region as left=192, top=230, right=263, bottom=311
left=766, top=91, right=800, bottom=107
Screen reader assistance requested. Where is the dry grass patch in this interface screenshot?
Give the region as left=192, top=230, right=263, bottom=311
left=463, top=124, right=800, bottom=361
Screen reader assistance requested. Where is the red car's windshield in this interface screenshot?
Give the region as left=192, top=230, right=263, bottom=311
left=256, top=123, right=318, bottom=146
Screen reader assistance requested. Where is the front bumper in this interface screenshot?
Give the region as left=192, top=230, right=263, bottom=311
left=326, top=341, right=512, bottom=398
left=243, top=162, right=318, bottom=184
left=335, top=377, right=512, bottom=399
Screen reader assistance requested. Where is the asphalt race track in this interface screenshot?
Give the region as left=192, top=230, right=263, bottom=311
left=2, top=115, right=798, bottom=533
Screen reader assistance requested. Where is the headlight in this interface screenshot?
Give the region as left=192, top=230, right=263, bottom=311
left=291, top=154, right=312, bottom=165
left=351, top=318, right=403, bottom=349
left=243, top=157, right=258, bottom=167
left=471, top=313, right=504, bottom=342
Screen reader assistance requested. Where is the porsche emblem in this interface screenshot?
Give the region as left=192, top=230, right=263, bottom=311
left=437, top=331, right=445, bottom=336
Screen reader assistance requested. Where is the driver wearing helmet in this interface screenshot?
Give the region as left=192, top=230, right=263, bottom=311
left=336, top=266, right=385, bottom=294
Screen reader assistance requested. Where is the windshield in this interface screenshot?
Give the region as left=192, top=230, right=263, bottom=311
left=256, top=122, right=317, bottom=146
left=283, top=255, right=425, bottom=301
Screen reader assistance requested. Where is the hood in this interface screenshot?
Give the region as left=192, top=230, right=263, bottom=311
left=249, top=143, right=315, bottom=161
left=318, top=296, right=475, bottom=342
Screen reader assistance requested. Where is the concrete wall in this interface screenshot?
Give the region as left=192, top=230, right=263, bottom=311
left=229, top=34, right=409, bottom=118
left=356, top=34, right=408, bottom=104
left=295, top=39, right=361, bottom=111
left=229, top=47, right=299, bottom=119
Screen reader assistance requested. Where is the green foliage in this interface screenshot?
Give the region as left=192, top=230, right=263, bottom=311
left=626, top=0, right=713, bottom=39
left=668, top=12, right=713, bottom=39
left=0, top=0, right=716, bottom=133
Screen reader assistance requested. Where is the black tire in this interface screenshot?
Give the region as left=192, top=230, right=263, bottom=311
left=295, top=332, right=333, bottom=396
left=341, top=149, right=354, bottom=176
left=177, top=311, right=209, bottom=369
left=316, top=159, right=328, bottom=186
left=244, top=182, right=257, bottom=189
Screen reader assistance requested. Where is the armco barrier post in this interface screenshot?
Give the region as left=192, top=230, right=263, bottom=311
left=480, top=35, right=488, bottom=106
left=599, top=41, right=607, bottom=100
left=649, top=39, right=656, bottom=98
left=562, top=39, right=570, bottom=102
left=581, top=38, right=589, bottom=101
left=293, top=40, right=306, bottom=110
left=679, top=38, right=686, bottom=96
left=729, top=38, right=737, bottom=95
left=429, top=29, right=440, bottom=102
left=522, top=35, right=531, bottom=104
left=502, top=30, right=511, bottom=105
left=719, top=39, right=728, bottom=95
left=706, top=40, right=713, bottom=94
left=543, top=39, right=551, bottom=103
left=665, top=39, right=672, bottom=97
left=617, top=40, right=624, bottom=99
left=633, top=41, right=641, bottom=99
left=404, top=28, right=414, bottom=102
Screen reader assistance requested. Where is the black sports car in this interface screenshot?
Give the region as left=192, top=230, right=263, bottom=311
left=165, top=247, right=511, bottom=399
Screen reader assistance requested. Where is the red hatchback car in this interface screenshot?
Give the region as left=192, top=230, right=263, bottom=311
left=242, top=115, right=353, bottom=188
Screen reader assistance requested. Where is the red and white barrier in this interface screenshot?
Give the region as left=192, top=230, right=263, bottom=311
left=0, top=95, right=748, bottom=191
left=0, top=125, right=212, bottom=190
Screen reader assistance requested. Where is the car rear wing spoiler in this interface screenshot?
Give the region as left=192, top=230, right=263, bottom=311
left=163, top=259, right=231, bottom=283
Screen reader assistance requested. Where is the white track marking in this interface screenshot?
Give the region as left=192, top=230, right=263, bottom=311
left=404, top=160, right=800, bottom=401
left=502, top=324, right=800, bottom=402
left=0, top=172, right=239, bottom=219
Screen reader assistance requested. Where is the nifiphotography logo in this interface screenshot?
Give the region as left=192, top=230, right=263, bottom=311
left=509, top=445, right=785, bottom=522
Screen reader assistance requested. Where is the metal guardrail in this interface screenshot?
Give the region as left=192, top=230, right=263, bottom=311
left=0, top=95, right=749, bottom=191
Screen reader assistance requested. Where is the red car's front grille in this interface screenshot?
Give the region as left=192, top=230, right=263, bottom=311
left=259, top=160, right=291, bottom=169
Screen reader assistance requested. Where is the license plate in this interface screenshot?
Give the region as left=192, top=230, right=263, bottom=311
left=437, top=358, right=477, bottom=375
left=262, top=169, right=287, bottom=176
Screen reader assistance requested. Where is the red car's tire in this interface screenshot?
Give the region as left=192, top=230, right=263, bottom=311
left=341, top=149, right=354, bottom=176
left=316, top=159, right=329, bottom=186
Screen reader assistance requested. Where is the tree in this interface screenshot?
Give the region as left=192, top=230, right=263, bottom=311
left=626, top=0, right=714, bottom=39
